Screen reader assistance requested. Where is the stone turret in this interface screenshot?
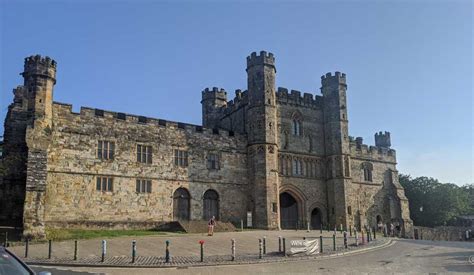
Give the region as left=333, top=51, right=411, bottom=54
left=321, top=71, right=351, bottom=230
left=201, top=87, right=227, bottom=128
left=375, top=131, right=391, bottom=148
left=246, top=51, right=279, bottom=229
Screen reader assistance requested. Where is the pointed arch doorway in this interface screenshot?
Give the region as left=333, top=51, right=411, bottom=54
left=280, top=192, right=298, bottom=229
left=173, top=188, right=190, bottom=221
left=310, top=208, right=322, bottom=229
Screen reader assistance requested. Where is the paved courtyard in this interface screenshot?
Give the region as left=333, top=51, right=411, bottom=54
left=9, top=229, right=374, bottom=264
left=30, top=239, right=474, bottom=274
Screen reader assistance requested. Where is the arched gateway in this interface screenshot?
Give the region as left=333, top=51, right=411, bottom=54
left=310, top=208, right=322, bottom=229
left=173, top=188, right=190, bottom=221
left=280, top=192, right=298, bottom=229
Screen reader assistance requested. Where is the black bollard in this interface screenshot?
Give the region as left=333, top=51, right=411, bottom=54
left=4, top=232, right=8, bottom=247
left=263, top=236, right=266, bottom=254
left=101, top=240, right=106, bottom=263
left=199, top=241, right=204, bottom=262
left=350, top=226, right=352, bottom=237
left=74, top=240, right=78, bottom=261
left=333, top=234, right=336, bottom=251
left=282, top=238, right=286, bottom=256
left=165, top=240, right=170, bottom=263
left=366, top=231, right=370, bottom=243
left=373, top=227, right=376, bottom=240
left=343, top=231, right=348, bottom=249
left=48, top=240, right=52, bottom=259
left=278, top=236, right=282, bottom=252
left=259, top=239, right=263, bottom=259
left=231, top=239, right=235, bottom=261
left=131, top=240, right=136, bottom=263
left=25, top=239, right=29, bottom=258
left=320, top=236, right=323, bottom=253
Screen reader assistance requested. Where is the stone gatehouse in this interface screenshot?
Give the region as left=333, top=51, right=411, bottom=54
left=0, top=51, right=413, bottom=238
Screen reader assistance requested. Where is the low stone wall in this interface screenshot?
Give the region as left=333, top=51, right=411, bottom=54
left=414, top=226, right=473, bottom=241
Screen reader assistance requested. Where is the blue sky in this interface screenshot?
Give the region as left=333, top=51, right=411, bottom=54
left=1, top=0, right=472, bottom=185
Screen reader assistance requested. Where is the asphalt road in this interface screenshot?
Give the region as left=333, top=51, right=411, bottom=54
left=32, top=239, right=474, bottom=274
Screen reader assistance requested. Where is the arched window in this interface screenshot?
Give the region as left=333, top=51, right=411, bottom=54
left=292, top=120, right=301, bottom=136
left=361, top=162, right=373, bottom=182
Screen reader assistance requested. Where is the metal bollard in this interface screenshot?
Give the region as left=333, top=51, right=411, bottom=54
left=319, top=236, right=323, bottom=253
left=101, top=240, right=106, bottom=262
left=307, top=222, right=310, bottom=232
left=373, top=227, right=376, bottom=240
left=74, top=240, right=78, bottom=261
left=199, top=240, right=204, bottom=262
left=350, top=226, right=352, bottom=237
left=241, top=219, right=244, bottom=232
left=263, top=236, right=266, bottom=254
left=258, top=239, right=263, bottom=259
left=4, top=232, right=8, bottom=247
left=278, top=236, right=282, bottom=252
left=282, top=237, right=286, bottom=256
left=355, top=230, right=359, bottom=246
left=367, top=230, right=370, bottom=243
left=48, top=240, right=52, bottom=259
left=165, top=240, right=170, bottom=263
left=131, top=240, right=136, bottom=263
left=333, top=234, right=336, bottom=251
left=231, top=239, right=235, bottom=261
left=25, top=239, right=29, bottom=258
left=343, top=231, right=348, bottom=249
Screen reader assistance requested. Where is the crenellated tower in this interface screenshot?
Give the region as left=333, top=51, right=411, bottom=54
left=375, top=131, right=391, bottom=148
left=246, top=51, right=279, bottom=229
left=21, top=55, right=57, bottom=239
left=321, top=72, right=352, bottom=230
left=201, top=87, right=227, bottom=129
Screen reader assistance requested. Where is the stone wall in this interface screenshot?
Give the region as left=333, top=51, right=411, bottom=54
left=415, top=226, right=474, bottom=241
left=42, top=103, right=249, bottom=228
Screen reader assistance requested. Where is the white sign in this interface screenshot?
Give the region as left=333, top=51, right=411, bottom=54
left=288, top=239, right=319, bottom=256
left=247, top=211, right=252, bottom=227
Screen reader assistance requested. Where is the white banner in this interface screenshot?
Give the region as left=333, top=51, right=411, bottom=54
left=288, top=239, right=319, bottom=256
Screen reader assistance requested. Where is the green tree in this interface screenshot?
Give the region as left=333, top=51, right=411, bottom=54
left=399, top=174, right=473, bottom=227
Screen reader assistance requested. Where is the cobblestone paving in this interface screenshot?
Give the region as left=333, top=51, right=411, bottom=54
left=8, top=230, right=388, bottom=267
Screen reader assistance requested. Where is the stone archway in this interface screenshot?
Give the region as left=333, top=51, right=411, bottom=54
left=310, top=208, right=322, bottom=229
left=280, top=192, right=299, bottom=229
left=203, top=189, right=219, bottom=221
left=173, top=188, right=190, bottom=221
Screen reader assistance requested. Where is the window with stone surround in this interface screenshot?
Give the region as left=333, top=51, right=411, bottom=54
left=292, top=159, right=304, bottom=176
left=207, top=153, right=220, bottom=170
left=361, top=162, right=373, bottom=182
left=136, top=179, right=152, bottom=193
left=137, top=145, right=152, bottom=164
left=174, top=149, right=188, bottom=167
left=292, top=119, right=302, bottom=136
left=97, top=141, right=115, bottom=160
left=96, top=177, right=113, bottom=192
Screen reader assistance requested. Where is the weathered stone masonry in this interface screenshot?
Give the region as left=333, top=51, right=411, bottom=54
left=1, top=52, right=413, bottom=238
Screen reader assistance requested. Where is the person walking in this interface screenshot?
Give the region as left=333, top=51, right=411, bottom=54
left=208, top=216, right=216, bottom=236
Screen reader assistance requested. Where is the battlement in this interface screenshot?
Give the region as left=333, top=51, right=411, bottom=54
left=321, top=71, right=346, bottom=87
left=201, top=87, right=228, bottom=101
left=246, top=51, right=275, bottom=69
left=350, top=135, right=396, bottom=163
left=275, top=87, right=322, bottom=109
left=53, top=102, right=245, bottom=141
left=375, top=131, right=391, bottom=148
left=222, top=89, right=249, bottom=115
left=22, top=54, right=57, bottom=83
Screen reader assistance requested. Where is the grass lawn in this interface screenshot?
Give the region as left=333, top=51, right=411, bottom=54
left=45, top=228, right=177, bottom=241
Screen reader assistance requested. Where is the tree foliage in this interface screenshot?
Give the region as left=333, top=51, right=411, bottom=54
left=399, top=174, right=473, bottom=227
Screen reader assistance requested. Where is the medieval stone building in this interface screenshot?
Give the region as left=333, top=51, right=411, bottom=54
left=0, top=52, right=413, bottom=238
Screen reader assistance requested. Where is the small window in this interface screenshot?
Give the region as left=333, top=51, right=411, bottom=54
left=347, top=206, right=352, bottom=215
left=332, top=207, right=335, bottom=214
left=361, top=162, right=373, bottom=182
left=136, top=179, right=152, bottom=193
left=292, top=119, right=302, bottom=136
left=207, top=153, right=220, bottom=170
left=178, top=123, right=185, bottom=129
left=292, top=159, right=303, bottom=176
left=97, top=141, right=115, bottom=160
left=137, top=145, right=152, bottom=164
left=272, top=203, right=278, bottom=213
left=174, top=149, right=188, bottom=167
left=96, top=177, right=113, bottom=192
